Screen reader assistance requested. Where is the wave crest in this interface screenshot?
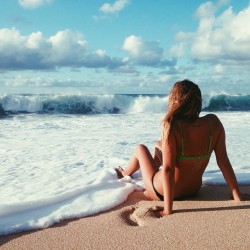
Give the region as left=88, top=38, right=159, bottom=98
left=203, top=94, right=250, bottom=111
left=0, top=93, right=249, bottom=116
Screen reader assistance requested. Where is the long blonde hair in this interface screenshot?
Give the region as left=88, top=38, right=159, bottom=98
left=162, top=80, right=202, bottom=142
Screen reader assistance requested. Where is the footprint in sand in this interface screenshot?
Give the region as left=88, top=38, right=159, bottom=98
left=121, top=205, right=162, bottom=227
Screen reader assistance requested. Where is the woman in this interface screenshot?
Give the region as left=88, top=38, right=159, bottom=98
left=115, top=79, right=242, bottom=216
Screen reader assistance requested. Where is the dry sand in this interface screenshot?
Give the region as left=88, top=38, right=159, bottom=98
left=1, top=185, right=250, bottom=250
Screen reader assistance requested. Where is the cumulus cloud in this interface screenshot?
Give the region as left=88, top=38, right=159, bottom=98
left=45, top=30, right=88, bottom=66
left=0, top=28, right=126, bottom=71
left=123, top=35, right=176, bottom=67
left=93, top=0, right=130, bottom=20
left=195, top=0, right=229, bottom=19
left=0, top=28, right=176, bottom=73
left=18, top=0, right=53, bottom=9
left=169, top=43, right=185, bottom=58
left=0, top=28, right=87, bottom=69
left=100, top=0, right=130, bottom=14
left=173, top=1, right=250, bottom=63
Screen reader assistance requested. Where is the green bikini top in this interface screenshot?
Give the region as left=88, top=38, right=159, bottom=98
left=176, top=117, right=213, bottom=160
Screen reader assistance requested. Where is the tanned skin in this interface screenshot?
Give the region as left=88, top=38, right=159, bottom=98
left=116, top=114, right=242, bottom=216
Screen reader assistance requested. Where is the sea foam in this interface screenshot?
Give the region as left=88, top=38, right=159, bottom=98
left=0, top=111, right=249, bottom=235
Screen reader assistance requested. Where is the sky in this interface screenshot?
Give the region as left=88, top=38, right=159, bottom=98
left=0, top=0, right=250, bottom=94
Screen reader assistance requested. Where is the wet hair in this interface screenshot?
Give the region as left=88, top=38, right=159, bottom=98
left=162, top=79, right=202, bottom=142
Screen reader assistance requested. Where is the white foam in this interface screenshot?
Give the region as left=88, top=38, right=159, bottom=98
left=128, top=95, right=168, bottom=113
left=0, top=94, right=43, bottom=112
left=0, top=112, right=249, bottom=235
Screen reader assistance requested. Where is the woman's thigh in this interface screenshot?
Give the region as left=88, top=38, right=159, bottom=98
left=136, top=144, right=161, bottom=200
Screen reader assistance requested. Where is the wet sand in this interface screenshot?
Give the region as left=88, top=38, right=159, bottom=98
left=1, top=185, right=250, bottom=250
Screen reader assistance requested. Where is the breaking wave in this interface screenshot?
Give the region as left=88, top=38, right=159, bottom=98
left=0, top=93, right=250, bottom=117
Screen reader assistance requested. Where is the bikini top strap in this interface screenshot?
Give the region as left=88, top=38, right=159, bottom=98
left=207, top=117, right=213, bottom=153
left=177, top=120, right=184, bottom=156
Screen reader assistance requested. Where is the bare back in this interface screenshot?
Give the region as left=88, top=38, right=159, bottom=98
left=154, top=114, right=223, bottom=198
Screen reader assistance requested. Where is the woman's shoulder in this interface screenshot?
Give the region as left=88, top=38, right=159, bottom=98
left=202, top=113, right=219, bottom=121
left=202, top=113, right=223, bottom=129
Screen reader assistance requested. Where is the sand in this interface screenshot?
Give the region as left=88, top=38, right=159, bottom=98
left=1, top=185, right=250, bottom=250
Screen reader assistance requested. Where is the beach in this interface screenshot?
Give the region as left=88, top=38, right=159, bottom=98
left=2, top=0, right=250, bottom=248
left=1, top=94, right=250, bottom=245
left=1, top=185, right=250, bottom=250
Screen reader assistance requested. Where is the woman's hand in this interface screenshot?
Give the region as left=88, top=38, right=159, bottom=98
left=230, top=192, right=250, bottom=201
left=231, top=190, right=245, bottom=201
left=150, top=206, right=172, bottom=218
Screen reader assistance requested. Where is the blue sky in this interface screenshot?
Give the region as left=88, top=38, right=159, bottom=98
left=0, top=0, right=250, bottom=94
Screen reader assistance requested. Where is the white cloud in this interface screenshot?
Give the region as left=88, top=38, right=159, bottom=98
left=96, top=49, right=106, bottom=57
left=0, top=28, right=87, bottom=69
left=173, top=1, right=250, bottom=63
left=45, top=30, right=88, bottom=65
left=122, top=35, right=175, bottom=67
left=195, top=0, right=229, bottom=19
left=122, top=35, right=161, bottom=65
left=18, top=0, right=53, bottom=9
left=100, top=0, right=130, bottom=14
left=26, top=32, right=43, bottom=49
left=0, top=29, right=176, bottom=71
left=0, top=28, right=125, bottom=70
left=0, top=29, right=176, bottom=73
left=195, top=1, right=217, bottom=19
left=214, top=64, right=224, bottom=73
left=174, top=31, right=193, bottom=42
left=169, top=43, right=184, bottom=58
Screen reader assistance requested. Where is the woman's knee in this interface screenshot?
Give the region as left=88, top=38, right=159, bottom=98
left=135, top=144, right=150, bottom=157
left=137, top=144, right=148, bottom=152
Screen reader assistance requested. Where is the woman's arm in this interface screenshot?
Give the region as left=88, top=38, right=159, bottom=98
left=214, top=120, right=242, bottom=201
left=161, top=133, right=176, bottom=215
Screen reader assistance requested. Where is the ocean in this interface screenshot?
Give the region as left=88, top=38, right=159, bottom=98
left=0, top=93, right=250, bottom=236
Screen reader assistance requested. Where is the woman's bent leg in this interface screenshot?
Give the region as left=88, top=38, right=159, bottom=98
left=135, top=144, right=158, bottom=176
left=119, top=144, right=158, bottom=177
left=120, top=144, right=160, bottom=200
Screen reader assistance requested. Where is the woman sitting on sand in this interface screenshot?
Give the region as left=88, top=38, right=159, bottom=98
left=115, top=79, right=242, bottom=216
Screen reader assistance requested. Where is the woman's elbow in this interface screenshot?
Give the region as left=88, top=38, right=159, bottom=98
left=163, top=166, right=175, bottom=175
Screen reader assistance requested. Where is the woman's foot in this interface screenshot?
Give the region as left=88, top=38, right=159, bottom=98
left=115, top=166, right=125, bottom=179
